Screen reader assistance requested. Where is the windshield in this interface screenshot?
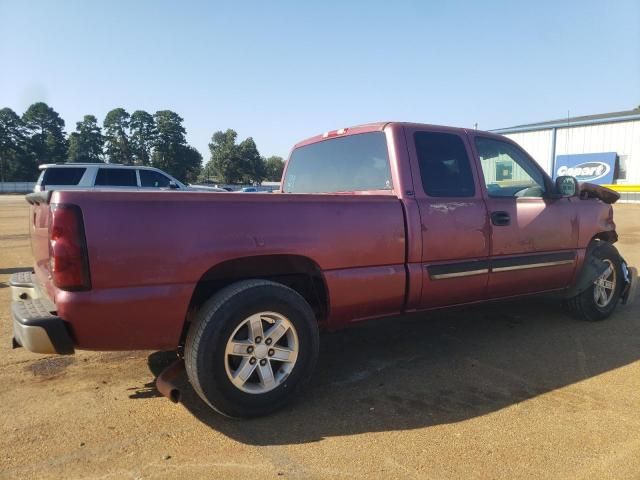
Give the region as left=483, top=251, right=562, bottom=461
left=283, top=132, right=392, bottom=193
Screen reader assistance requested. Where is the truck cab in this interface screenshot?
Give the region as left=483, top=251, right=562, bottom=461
left=284, top=123, right=610, bottom=312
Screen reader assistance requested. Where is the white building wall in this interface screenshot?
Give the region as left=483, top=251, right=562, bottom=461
left=504, top=129, right=554, bottom=173
left=478, top=152, right=536, bottom=184
left=554, top=120, right=640, bottom=184
left=503, top=119, right=640, bottom=184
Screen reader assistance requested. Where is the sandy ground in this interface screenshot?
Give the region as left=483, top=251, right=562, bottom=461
left=1, top=194, right=639, bottom=480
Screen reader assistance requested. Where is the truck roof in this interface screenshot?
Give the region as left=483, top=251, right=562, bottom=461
left=293, top=122, right=496, bottom=149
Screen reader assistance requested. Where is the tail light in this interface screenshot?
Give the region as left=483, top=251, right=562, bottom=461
left=49, top=204, right=91, bottom=291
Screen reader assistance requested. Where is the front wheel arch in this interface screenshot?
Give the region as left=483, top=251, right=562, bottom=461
left=565, top=241, right=623, bottom=321
left=592, top=230, right=618, bottom=244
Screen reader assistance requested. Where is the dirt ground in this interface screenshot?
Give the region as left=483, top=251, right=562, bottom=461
left=1, top=194, right=639, bottom=480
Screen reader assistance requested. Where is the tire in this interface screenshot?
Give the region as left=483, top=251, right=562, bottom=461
left=184, top=279, right=319, bottom=418
left=565, top=241, right=624, bottom=321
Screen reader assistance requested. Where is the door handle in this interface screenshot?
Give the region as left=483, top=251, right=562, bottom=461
left=491, top=211, right=510, bottom=226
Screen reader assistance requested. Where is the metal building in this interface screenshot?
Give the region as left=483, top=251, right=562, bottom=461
left=492, top=109, right=640, bottom=201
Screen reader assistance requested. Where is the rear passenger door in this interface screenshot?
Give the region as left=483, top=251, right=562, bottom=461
left=93, top=168, right=139, bottom=189
left=405, top=127, right=490, bottom=309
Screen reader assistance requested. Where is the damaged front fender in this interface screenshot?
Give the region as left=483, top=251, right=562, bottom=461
left=566, top=243, right=636, bottom=305
left=579, top=183, right=620, bottom=204
left=565, top=252, right=609, bottom=298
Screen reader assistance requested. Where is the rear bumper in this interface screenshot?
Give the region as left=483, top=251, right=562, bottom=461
left=10, top=270, right=44, bottom=301
left=10, top=272, right=75, bottom=355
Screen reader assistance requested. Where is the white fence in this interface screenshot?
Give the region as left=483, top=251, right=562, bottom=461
left=0, top=182, right=280, bottom=194
left=619, top=192, right=640, bottom=203
left=0, top=182, right=35, bottom=193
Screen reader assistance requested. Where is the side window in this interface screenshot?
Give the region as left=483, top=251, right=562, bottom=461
left=475, top=137, right=546, bottom=198
left=42, top=168, right=86, bottom=186
left=140, top=170, right=172, bottom=188
left=414, top=131, right=475, bottom=197
left=94, top=168, right=138, bottom=187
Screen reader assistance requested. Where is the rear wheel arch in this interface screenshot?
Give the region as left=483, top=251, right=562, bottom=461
left=182, top=255, right=329, bottom=342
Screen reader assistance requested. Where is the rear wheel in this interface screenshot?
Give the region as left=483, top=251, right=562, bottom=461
left=184, top=280, right=319, bottom=418
left=566, top=242, right=623, bottom=321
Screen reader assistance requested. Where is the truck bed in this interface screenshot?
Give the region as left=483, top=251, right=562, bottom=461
left=29, top=189, right=408, bottom=350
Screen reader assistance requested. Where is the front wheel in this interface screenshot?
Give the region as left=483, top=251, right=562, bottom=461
left=184, top=280, right=319, bottom=418
left=565, top=242, right=624, bottom=321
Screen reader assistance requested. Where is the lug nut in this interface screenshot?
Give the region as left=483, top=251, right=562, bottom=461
left=260, top=359, right=267, bottom=366
left=247, top=346, right=254, bottom=354
left=249, top=357, right=257, bottom=365
left=265, top=338, right=272, bottom=345
left=268, top=349, right=275, bottom=357
left=255, top=336, right=262, bottom=344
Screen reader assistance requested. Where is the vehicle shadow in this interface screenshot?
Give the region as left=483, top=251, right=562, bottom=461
left=146, top=296, right=640, bottom=446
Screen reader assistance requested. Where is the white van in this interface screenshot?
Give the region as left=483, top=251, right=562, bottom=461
left=35, top=163, right=189, bottom=192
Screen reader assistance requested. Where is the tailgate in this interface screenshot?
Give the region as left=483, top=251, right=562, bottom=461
left=26, top=191, right=53, bottom=297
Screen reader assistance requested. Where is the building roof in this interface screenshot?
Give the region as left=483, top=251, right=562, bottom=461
left=493, top=108, right=640, bottom=134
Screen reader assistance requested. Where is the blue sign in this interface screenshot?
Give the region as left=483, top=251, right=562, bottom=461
left=554, top=152, right=616, bottom=185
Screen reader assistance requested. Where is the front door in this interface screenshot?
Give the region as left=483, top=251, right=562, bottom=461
left=470, top=134, right=578, bottom=298
left=405, top=127, right=491, bottom=309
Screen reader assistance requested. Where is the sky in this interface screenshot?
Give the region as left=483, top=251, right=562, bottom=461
left=1, top=0, right=639, bottom=160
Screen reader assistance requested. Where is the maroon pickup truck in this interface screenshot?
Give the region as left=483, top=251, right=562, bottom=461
left=11, top=122, right=636, bottom=417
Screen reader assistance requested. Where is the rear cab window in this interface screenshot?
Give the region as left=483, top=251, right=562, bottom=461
left=41, top=167, right=86, bottom=187
left=283, top=132, right=392, bottom=193
left=94, top=168, right=138, bottom=187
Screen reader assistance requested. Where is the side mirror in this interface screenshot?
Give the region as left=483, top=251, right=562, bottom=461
left=555, top=175, right=578, bottom=197
left=168, top=181, right=179, bottom=190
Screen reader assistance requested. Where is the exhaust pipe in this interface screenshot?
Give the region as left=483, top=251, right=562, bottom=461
left=156, top=359, right=185, bottom=403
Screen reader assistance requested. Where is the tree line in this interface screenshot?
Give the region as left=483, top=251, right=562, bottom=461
left=0, top=102, right=284, bottom=184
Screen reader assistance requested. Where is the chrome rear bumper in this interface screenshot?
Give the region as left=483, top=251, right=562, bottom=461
left=10, top=272, right=74, bottom=355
